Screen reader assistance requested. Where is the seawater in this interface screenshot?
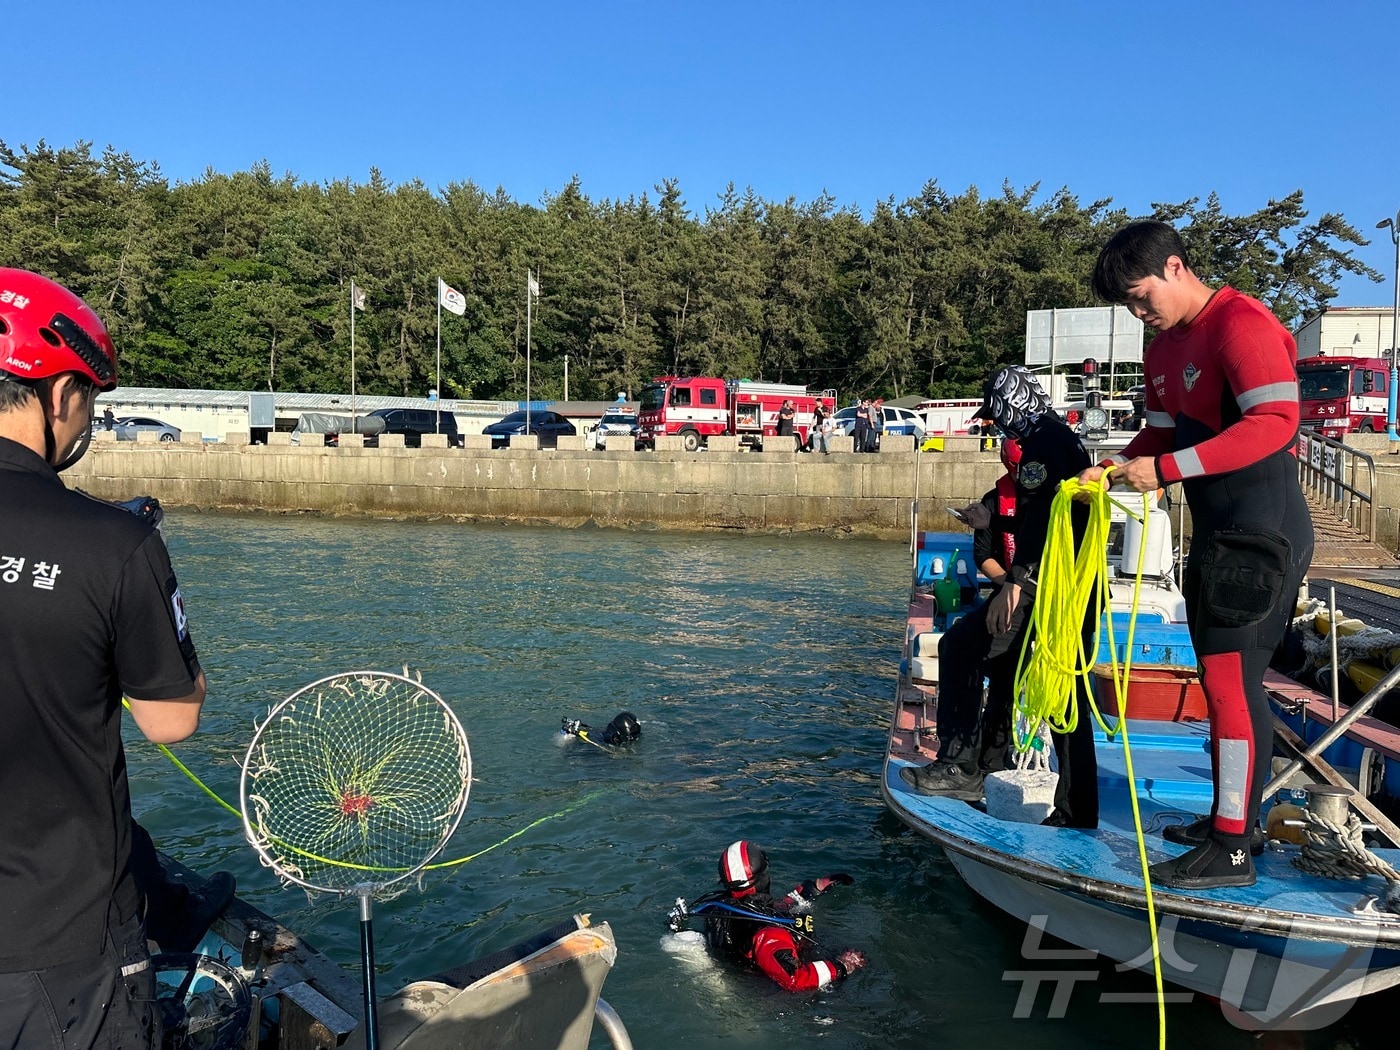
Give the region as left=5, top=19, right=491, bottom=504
left=131, top=511, right=1388, bottom=1049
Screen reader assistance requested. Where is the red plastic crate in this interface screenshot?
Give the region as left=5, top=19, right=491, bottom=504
left=1092, top=664, right=1208, bottom=721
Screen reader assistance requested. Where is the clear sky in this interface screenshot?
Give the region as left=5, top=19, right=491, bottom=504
left=8, top=0, right=1400, bottom=308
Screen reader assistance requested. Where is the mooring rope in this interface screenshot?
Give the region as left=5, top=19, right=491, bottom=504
left=1292, top=809, right=1400, bottom=900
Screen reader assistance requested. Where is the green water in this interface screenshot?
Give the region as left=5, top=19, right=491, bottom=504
left=131, top=512, right=1386, bottom=1049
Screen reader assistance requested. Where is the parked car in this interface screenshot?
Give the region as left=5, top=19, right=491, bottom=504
left=108, top=415, right=181, bottom=442
left=586, top=408, right=639, bottom=450
left=830, top=405, right=925, bottom=442
left=361, top=408, right=461, bottom=448
left=481, top=410, right=577, bottom=449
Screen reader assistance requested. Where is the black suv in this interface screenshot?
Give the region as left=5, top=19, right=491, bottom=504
left=363, top=408, right=461, bottom=448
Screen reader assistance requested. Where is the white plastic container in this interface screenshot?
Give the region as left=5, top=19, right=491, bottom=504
left=1121, top=505, right=1171, bottom=578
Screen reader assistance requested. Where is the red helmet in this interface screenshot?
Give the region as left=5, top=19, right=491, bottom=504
left=0, top=268, right=117, bottom=391
left=999, top=437, right=1022, bottom=473
left=718, top=840, right=770, bottom=897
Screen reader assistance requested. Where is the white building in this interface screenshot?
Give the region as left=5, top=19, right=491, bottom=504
left=93, top=388, right=518, bottom=438
left=1294, top=307, right=1397, bottom=360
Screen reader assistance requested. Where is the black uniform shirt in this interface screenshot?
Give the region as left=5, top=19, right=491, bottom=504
left=1008, top=414, right=1091, bottom=595
left=0, top=437, right=201, bottom=971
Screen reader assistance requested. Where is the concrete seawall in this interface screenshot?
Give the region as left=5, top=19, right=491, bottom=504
left=65, top=432, right=1400, bottom=552
left=66, top=434, right=1006, bottom=541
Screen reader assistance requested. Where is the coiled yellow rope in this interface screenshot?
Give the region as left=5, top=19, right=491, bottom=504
left=1010, top=470, right=1169, bottom=1050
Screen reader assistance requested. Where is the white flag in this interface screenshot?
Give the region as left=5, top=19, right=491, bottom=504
left=351, top=281, right=367, bottom=312
left=438, top=277, right=466, bottom=317
left=527, top=271, right=540, bottom=301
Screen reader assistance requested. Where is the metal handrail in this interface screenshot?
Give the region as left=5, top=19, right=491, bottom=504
left=1296, top=430, right=1378, bottom=543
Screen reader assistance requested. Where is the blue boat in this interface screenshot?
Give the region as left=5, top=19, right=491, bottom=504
left=883, top=520, right=1400, bottom=1030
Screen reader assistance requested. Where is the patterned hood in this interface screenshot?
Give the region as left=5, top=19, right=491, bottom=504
left=973, top=365, right=1052, bottom=439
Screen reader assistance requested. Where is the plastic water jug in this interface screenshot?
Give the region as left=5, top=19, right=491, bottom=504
left=934, top=549, right=962, bottom=617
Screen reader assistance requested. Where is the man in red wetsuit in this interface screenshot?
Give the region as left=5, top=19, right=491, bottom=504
left=1080, top=221, right=1314, bottom=890
left=681, top=841, right=866, bottom=991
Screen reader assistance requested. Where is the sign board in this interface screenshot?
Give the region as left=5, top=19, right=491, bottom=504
left=248, top=393, right=276, bottom=429
left=1025, top=306, right=1144, bottom=367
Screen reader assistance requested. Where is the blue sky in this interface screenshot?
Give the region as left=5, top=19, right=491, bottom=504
left=8, top=0, right=1400, bottom=307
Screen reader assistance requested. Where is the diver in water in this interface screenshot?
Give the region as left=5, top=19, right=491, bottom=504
left=559, top=711, right=642, bottom=749
left=669, top=841, right=866, bottom=991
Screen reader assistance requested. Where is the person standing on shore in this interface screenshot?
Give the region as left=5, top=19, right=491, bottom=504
left=0, top=268, right=209, bottom=1048
left=1081, top=222, right=1313, bottom=890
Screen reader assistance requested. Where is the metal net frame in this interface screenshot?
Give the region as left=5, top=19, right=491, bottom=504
left=240, top=671, right=472, bottom=899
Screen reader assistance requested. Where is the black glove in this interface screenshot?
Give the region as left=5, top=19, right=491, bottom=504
left=824, top=872, right=854, bottom=888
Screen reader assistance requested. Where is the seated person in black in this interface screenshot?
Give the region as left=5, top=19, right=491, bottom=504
left=901, top=366, right=1098, bottom=829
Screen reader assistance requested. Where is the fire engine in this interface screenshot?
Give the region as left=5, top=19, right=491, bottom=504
left=636, top=377, right=837, bottom=452
left=1297, top=355, right=1391, bottom=439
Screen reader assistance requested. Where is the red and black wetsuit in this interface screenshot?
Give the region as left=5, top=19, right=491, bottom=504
left=700, top=882, right=851, bottom=992
left=1108, top=287, right=1314, bottom=843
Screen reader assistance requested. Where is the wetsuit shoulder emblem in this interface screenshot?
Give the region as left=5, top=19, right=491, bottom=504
left=1183, top=362, right=1201, bottom=392
left=1020, top=461, right=1047, bottom=489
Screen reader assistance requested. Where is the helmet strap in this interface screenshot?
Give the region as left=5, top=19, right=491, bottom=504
left=39, top=375, right=96, bottom=472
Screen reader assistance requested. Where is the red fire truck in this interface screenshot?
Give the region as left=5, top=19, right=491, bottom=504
left=1297, top=355, right=1391, bottom=439
left=636, top=377, right=836, bottom=452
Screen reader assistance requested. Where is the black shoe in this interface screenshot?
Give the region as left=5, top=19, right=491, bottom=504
left=1041, top=810, right=1070, bottom=827
left=148, top=872, right=237, bottom=953
left=1163, top=816, right=1267, bottom=856
left=1149, top=838, right=1255, bottom=890
left=899, top=762, right=984, bottom=800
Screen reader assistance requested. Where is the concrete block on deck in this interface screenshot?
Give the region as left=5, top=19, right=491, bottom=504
left=555, top=435, right=586, bottom=451
left=224, top=432, right=250, bottom=445
left=602, top=433, right=639, bottom=451
left=338, top=434, right=365, bottom=448
left=510, top=435, right=541, bottom=451
left=136, top=431, right=162, bottom=444
left=93, top=431, right=118, bottom=444
left=707, top=435, right=739, bottom=452
left=460, top=434, right=493, bottom=450
left=267, top=432, right=293, bottom=446
left=377, top=434, right=406, bottom=448
left=178, top=432, right=203, bottom=445
left=653, top=435, right=684, bottom=451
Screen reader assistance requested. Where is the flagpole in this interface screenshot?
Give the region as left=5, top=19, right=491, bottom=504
left=525, top=270, right=532, bottom=434
left=350, top=281, right=357, bottom=433
left=436, top=279, right=442, bottom=434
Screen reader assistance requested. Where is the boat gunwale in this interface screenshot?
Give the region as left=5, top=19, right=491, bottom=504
left=880, top=739, right=1400, bottom=950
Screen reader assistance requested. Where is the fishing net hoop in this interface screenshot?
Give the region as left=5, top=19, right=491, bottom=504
left=239, top=670, right=472, bottom=899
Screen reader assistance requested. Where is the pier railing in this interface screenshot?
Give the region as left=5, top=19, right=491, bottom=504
left=1297, top=429, right=1378, bottom=544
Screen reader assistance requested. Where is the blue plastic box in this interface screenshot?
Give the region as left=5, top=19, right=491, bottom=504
left=914, top=531, right=978, bottom=590
left=1095, top=620, right=1196, bottom=669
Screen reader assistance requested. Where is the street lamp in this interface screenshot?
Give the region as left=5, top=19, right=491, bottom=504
left=1377, top=212, right=1400, bottom=442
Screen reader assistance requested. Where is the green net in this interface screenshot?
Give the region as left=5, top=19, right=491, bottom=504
left=240, top=672, right=471, bottom=896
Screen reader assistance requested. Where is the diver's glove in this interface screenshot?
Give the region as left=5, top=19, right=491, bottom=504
left=795, top=873, right=854, bottom=901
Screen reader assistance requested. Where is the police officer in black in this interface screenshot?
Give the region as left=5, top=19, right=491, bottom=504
left=901, top=365, right=1099, bottom=828
left=0, top=268, right=210, bottom=1048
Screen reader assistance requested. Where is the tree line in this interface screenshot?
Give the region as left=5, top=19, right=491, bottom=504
left=0, top=139, right=1382, bottom=402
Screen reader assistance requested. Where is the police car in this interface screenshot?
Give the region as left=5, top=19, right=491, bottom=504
left=586, top=407, right=640, bottom=450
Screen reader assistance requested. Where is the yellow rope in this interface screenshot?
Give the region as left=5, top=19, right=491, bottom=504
left=1010, top=471, right=1168, bottom=1050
